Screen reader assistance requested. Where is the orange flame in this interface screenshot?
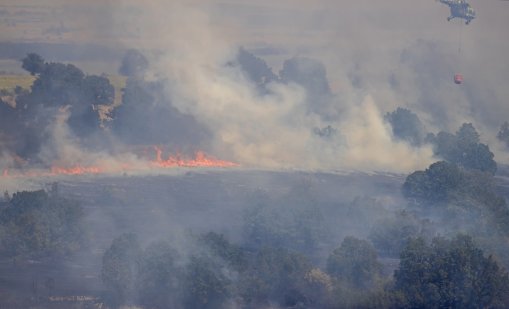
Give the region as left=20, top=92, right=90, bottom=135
left=1, top=147, right=238, bottom=178
left=50, top=166, right=104, bottom=176
left=152, top=146, right=239, bottom=168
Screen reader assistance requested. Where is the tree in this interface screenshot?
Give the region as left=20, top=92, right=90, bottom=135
left=235, top=47, right=278, bottom=90
left=280, top=57, right=331, bottom=95
left=82, top=75, right=115, bottom=105
left=242, top=187, right=327, bottom=255
left=429, top=123, right=496, bottom=174
left=394, top=235, right=509, bottom=308
left=384, top=107, right=426, bottom=146
left=402, top=161, right=509, bottom=235
left=402, top=161, right=462, bottom=204
left=30, top=62, right=85, bottom=107
left=20, top=58, right=115, bottom=139
left=111, top=78, right=209, bottom=146
left=118, top=49, right=149, bottom=77
left=199, top=232, right=247, bottom=272
left=239, top=247, right=312, bottom=308
left=279, top=57, right=334, bottom=119
left=326, top=236, right=382, bottom=289
left=369, top=211, right=423, bottom=258
left=136, top=241, right=180, bottom=309
left=3, top=190, right=9, bottom=202
left=182, top=255, right=231, bottom=309
left=497, top=121, right=509, bottom=147
left=0, top=190, right=84, bottom=259
left=21, top=53, right=45, bottom=75
left=101, top=233, right=141, bottom=307
left=456, top=123, right=480, bottom=146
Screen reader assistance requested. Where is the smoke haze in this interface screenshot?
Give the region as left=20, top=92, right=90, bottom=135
left=1, top=0, right=508, bottom=172
left=110, top=0, right=508, bottom=171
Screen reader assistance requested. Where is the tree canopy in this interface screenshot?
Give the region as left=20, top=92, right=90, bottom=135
left=101, top=233, right=141, bottom=307
left=118, top=49, right=149, bottom=77
left=384, top=107, right=427, bottom=146
left=428, top=123, right=497, bottom=174
left=327, top=236, right=382, bottom=289
left=18, top=53, right=115, bottom=141
left=395, top=235, right=509, bottom=309
left=21, top=52, right=45, bottom=76
left=497, top=121, right=509, bottom=147
left=0, top=189, right=84, bottom=259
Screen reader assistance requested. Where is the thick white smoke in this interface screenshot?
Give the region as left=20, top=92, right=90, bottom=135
left=4, top=0, right=508, bottom=175
left=115, top=1, right=435, bottom=173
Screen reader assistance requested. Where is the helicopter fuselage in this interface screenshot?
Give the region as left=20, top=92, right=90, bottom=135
left=439, top=0, right=476, bottom=24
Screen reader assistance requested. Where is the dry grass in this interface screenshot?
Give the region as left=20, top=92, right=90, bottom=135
left=105, top=75, right=127, bottom=106
left=0, top=75, right=36, bottom=92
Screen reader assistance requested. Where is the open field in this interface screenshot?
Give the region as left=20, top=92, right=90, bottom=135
left=0, top=75, right=35, bottom=91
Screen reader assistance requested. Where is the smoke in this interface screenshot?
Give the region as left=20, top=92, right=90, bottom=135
left=2, top=0, right=509, bottom=175
left=111, top=0, right=434, bottom=173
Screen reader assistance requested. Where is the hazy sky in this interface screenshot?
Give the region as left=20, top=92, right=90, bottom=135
left=2, top=0, right=509, bottom=172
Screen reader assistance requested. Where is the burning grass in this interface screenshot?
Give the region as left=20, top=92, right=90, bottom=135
left=1, top=147, right=239, bottom=178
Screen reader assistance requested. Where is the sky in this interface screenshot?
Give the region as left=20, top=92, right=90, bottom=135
left=1, top=0, right=509, bottom=172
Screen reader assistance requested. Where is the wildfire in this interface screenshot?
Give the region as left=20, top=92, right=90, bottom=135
left=50, top=166, right=104, bottom=176
left=153, top=147, right=238, bottom=168
left=0, top=147, right=238, bottom=178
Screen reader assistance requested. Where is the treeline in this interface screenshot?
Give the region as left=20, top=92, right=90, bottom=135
left=99, top=233, right=509, bottom=309
left=0, top=47, right=339, bottom=165
left=0, top=49, right=208, bottom=164
left=97, top=159, right=509, bottom=308
left=97, top=114, right=509, bottom=308
left=0, top=186, right=84, bottom=260
left=1, top=160, right=509, bottom=308
left=2, top=48, right=508, bottom=166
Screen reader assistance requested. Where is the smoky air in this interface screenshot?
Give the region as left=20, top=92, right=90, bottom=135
left=0, top=1, right=509, bottom=308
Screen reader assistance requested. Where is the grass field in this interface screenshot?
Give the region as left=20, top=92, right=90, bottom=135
left=105, top=75, right=127, bottom=106
left=0, top=75, right=36, bottom=92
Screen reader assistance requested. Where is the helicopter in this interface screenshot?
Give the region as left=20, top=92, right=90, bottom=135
left=438, top=0, right=476, bottom=24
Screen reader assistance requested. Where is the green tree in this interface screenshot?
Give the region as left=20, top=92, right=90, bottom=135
left=384, top=107, right=426, bottom=146
left=199, top=232, right=247, bottom=272
left=369, top=211, right=423, bottom=258
left=111, top=77, right=209, bottom=146
left=118, top=49, right=149, bottom=78
left=20, top=59, right=114, bottom=138
left=30, top=62, right=85, bottom=107
left=21, top=53, right=45, bottom=75
left=279, top=57, right=334, bottom=119
left=239, top=247, right=312, bottom=308
left=183, top=255, right=231, bottom=309
left=326, top=236, right=382, bottom=289
left=429, top=123, right=496, bottom=174
left=136, top=241, right=180, bottom=309
left=235, top=47, right=278, bottom=90
left=497, top=121, right=509, bottom=147
left=394, top=235, right=509, bottom=309
left=101, top=233, right=141, bottom=307
left=402, top=161, right=509, bottom=235
left=402, top=161, right=462, bottom=204
left=242, top=187, right=326, bottom=255
left=82, top=75, right=115, bottom=105
left=0, top=190, right=84, bottom=259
